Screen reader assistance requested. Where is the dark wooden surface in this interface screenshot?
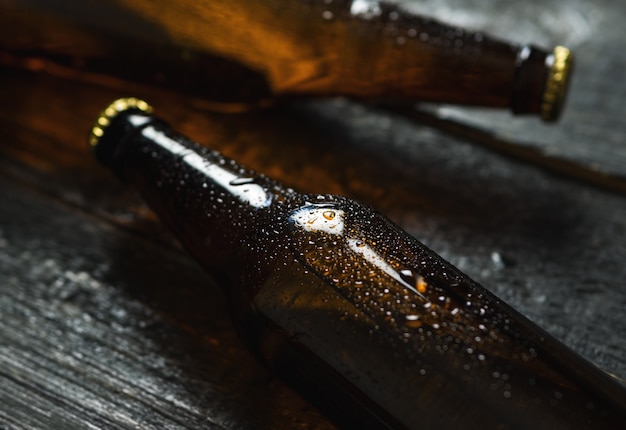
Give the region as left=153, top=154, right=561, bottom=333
left=1, top=1, right=626, bottom=429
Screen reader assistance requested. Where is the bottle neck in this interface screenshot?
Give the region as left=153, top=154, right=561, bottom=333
left=511, top=45, right=551, bottom=116
left=315, top=4, right=566, bottom=119
left=94, top=108, right=293, bottom=270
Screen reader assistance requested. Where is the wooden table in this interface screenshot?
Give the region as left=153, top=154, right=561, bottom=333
left=1, top=1, right=625, bottom=428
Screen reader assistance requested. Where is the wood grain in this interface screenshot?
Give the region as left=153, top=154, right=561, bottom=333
left=0, top=1, right=625, bottom=429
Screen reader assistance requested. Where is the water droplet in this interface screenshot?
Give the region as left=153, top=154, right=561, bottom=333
left=322, top=10, right=334, bottom=20
left=388, top=11, right=399, bottom=21
left=417, top=276, right=428, bottom=293
left=229, top=177, right=255, bottom=186
left=405, top=314, right=422, bottom=328
left=491, top=251, right=505, bottom=270
left=399, top=269, right=415, bottom=283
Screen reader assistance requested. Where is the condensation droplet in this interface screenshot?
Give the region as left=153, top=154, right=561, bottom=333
left=229, top=177, right=255, bottom=186
left=405, top=314, right=422, bottom=329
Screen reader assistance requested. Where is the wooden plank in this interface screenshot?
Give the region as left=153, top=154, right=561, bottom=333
left=0, top=1, right=625, bottom=428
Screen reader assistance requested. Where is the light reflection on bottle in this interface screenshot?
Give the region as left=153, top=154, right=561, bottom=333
left=289, top=204, right=346, bottom=235
left=142, top=125, right=272, bottom=208
left=350, top=0, right=383, bottom=19
left=346, top=237, right=425, bottom=298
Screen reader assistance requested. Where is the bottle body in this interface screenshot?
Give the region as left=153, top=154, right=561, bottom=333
left=91, top=99, right=625, bottom=429
left=3, top=0, right=571, bottom=119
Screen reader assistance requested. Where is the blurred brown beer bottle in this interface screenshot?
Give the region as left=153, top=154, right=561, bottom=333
left=2, top=0, right=571, bottom=120
left=89, top=98, right=625, bottom=430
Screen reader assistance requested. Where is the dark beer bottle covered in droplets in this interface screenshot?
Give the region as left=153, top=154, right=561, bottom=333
left=89, top=98, right=625, bottom=430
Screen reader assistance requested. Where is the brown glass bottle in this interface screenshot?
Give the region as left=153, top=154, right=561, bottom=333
left=89, top=98, right=625, bottom=429
left=3, top=0, right=571, bottom=120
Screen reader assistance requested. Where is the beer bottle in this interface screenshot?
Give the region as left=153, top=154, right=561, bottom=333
left=89, top=98, right=625, bottom=429
left=3, top=0, right=572, bottom=120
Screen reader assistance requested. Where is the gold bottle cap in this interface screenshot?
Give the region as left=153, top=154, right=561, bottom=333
left=541, top=46, right=573, bottom=122
left=89, top=97, right=153, bottom=148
